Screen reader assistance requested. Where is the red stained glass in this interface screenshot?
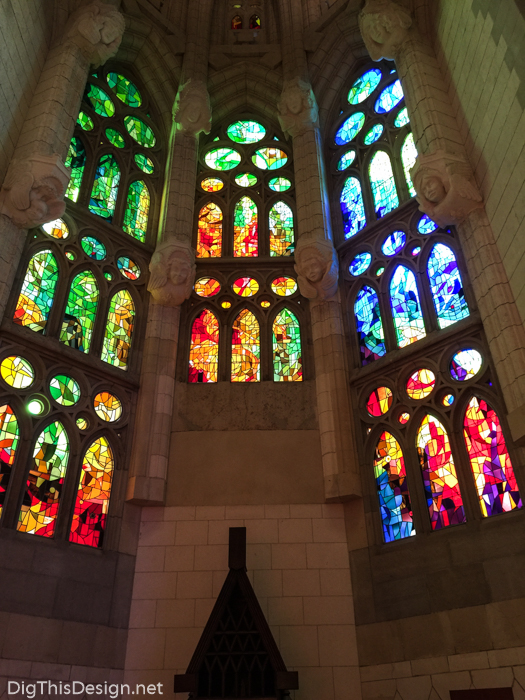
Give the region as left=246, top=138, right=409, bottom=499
left=367, top=387, right=393, bottom=416
left=374, top=431, right=414, bottom=542
left=232, top=15, right=242, bottom=29
left=189, top=310, right=219, bottom=383
left=233, top=197, right=258, bottom=257
left=231, top=309, right=260, bottom=382
left=197, top=203, right=223, bottom=258
left=406, top=369, right=435, bottom=400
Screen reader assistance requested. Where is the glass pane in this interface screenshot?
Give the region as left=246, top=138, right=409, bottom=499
left=0, top=356, right=34, bottom=388
left=197, top=203, right=223, bottom=258
left=354, top=286, right=386, bottom=364
left=367, top=387, right=393, bottom=416
left=124, top=116, right=156, bottom=147
left=375, top=80, right=404, bottom=113
left=271, top=277, right=297, bottom=296
left=77, top=111, right=94, bottom=131
left=390, top=266, right=426, bottom=347
left=233, top=196, right=258, bottom=257
left=231, top=309, right=260, bottom=382
left=450, top=349, right=482, bottom=381
left=401, top=133, right=418, bottom=196
left=335, top=113, right=365, bottom=145
left=349, top=252, right=372, bottom=276
left=418, top=214, right=438, bottom=234
left=117, top=257, right=141, bottom=281
left=394, top=107, right=409, bottom=127
left=81, top=236, right=106, bottom=260
left=269, top=201, right=294, bottom=256
left=348, top=68, right=382, bottom=104
left=105, top=128, right=126, bottom=148
left=94, top=392, right=122, bottom=422
left=49, top=375, right=81, bottom=406
left=42, top=218, right=69, bottom=239
left=0, top=404, right=19, bottom=518
left=227, top=121, right=266, bottom=143
left=84, top=84, right=115, bottom=117
left=268, top=177, right=291, bottom=192
left=406, top=369, right=435, bottom=399
left=340, top=177, right=366, bottom=238
left=89, top=154, right=121, bottom=221
left=194, top=278, right=221, bottom=297
left=337, top=150, right=356, bottom=171
left=235, top=173, right=257, bottom=187
left=233, top=278, right=259, bottom=297
left=135, top=153, right=155, bottom=174
left=64, top=137, right=86, bottom=202
left=382, top=230, right=406, bottom=256
left=201, top=177, right=224, bottom=192
left=101, top=290, right=135, bottom=370
left=427, top=244, right=470, bottom=329
left=60, top=271, right=99, bottom=353
left=107, top=72, right=142, bottom=107
left=122, top=180, right=150, bottom=242
left=189, top=310, right=219, bottom=383
left=205, top=148, right=241, bottom=170
left=273, top=309, right=302, bottom=381
left=252, top=148, right=287, bottom=170
left=369, top=151, right=399, bottom=217
left=14, top=250, right=59, bottom=333
left=364, top=124, right=384, bottom=145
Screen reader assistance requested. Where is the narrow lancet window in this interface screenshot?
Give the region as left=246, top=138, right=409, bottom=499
left=64, top=136, right=86, bottom=202
left=188, top=310, right=219, bottom=383
left=89, top=154, right=121, bottom=221
left=354, top=286, right=386, bottom=365
left=374, top=431, right=414, bottom=542
left=273, top=309, right=302, bottom=381
left=401, top=133, right=417, bottom=197
left=14, top=250, right=59, bottom=333
left=122, top=180, right=150, bottom=242
left=231, top=309, right=260, bottom=382
left=390, top=265, right=426, bottom=347
left=269, top=201, right=294, bottom=256
left=233, top=196, right=258, bottom=257
left=0, top=404, right=19, bottom=517
left=101, top=289, right=135, bottom=370
left=197, top=203, right=223, bottom=258
left=427, top=244, right=469, bottom=329
left=340, top=176, right=366, bottom=238
left=369, top=151, right=399, bottom=218
left=60, top=271, right=99, bottom=353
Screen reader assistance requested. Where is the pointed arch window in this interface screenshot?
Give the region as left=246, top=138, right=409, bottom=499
left=122, top=180, right=150, bottom=242
left=250, top=14, right=261, bottom=28
left=233, top=196, right=258, bottom=257
left=64, top=136, right=87, bottom=202
left=197, top=202, right=223, bottom=258
left=89, top=154, right=121, bottom=221
left=427, top=243, right=469, bottom=328
left=374, top=431, right=414, bottom=542
left=0, top=404, right=19, bottom=517
left=189, top=309, right=219, bottom=383
left=60, top=271, right=99, bottom=353
left=369, top=150, right=399, bottom=218
left=232, top=15, right=242, bottom=29
left=14, top=250, right=59, bottom=333
left=340, top=177, right=366, bottom=238
left=390, top=265, right=426, bottom=347
left=354, top=286, right=386, bottom=365
left=232, top=310, right=260, bottom=382
left=101, top=289, right=135, bottom=370
left=272, top=309, right=302, bottom=381
left=269, top=201, right=294, bottom=256
left=401, top=133, right=417, bottom=197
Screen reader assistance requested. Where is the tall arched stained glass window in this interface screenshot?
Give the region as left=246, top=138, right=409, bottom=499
left=231, top=309, right=260, bottom=382
left=89, top=154, right=121, bottom=221
left=64, top=136, right=87, bottom=202
left=60, top=271, right=99, bottom=353
left=197, top=203, right=223, bottom=258
left=101, top=289, right=135, bottom=370
left=374, top=431, right=414, bottom=542
left=70, top=437, right=115, bottom=548
left=122, top=180, right=150, bottom=242
left=401, top=133, right=417, bottom=197
left=189, top=309, right=219, bottom=383
left=354, top=286, right=386, bottom=365
left=390, top=265, right=426, bottom=347
left=269, top=201, right=294, bottom=256
left=463, top=397, right=522, bottom=517
left=18, top=421, right=70, bottom=538
left=341, top=177, right=366, bottom=238
left=416, top=414, right=465, bottom=529
left=273, top=309, right=302, bottom=382
left=427, top=244, right=469, bottom=329
left=0, top=404, right=19, bottom=517
left=233, top=196, right=258, bottom=257
left=14, top=250, right=59, bottom=333
left=369, top=151, right=399, bottom=218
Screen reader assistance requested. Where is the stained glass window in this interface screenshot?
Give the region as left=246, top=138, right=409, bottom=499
left=406, top=369, right=435, bottom=399
left=450, top=349, right=482, bottom=381
left=205, top=148, right=241, bottom=170
left=417, top=415, right=466, bottom=529
left=252, top=148, right=287, bottom=170
left=189, top=310, right=219, bottom=383
left=268, top=178, right=291, bottom=192
left=463, top=397, right=522, bottom=517
left=394, top=108, right=409, bottom=127
left=382, top=230, right=406, bottom=256
left=341, top=177, right=366, bottom=237
left=401, top=133, right=417, bottom=196
left=364, top=124, right=384, bottom=145
left=269, top=201, right=294, bottom=256
left=117, top=257, right=141, bottom=280
left=354, top=286, right=386, bottom=364
left=69, top=437, right=114, bottom=548
left=197, top=203, right=223, bottom=257
left=60, top=271, right=99, bottom=353
left=14, top=250, right=59, bottom=333
left=232, top=15, right=242, bottom=29
left=124, top=116, right=156, bottom=147
left=418, top=215, right=438, bottom=234
left=390, top=266, right=426, bottom=347
left=273, top=309, right=302, bottom=381
left=107, top=72, right=142, bottom=107
left=81, top=237, right=106, bottom=260
left=227, top=121, right=266, bottom=143
left=77, top=111, right=94, bottom=131
left=105, top=128, right=126, bottom=148
left=349, top=252, right=372, bottom=276
left=49, top=375, right=81, bottom=406
left=64, top=137, right=86, bottom=202
left=348, top=69, right=382, bottom=105
left=89, top=154, right=121, bottom=221
left=249, top=14, right=261, bottom=28
left=374, top=80, right=404, bottom=113
left=235, top=173, right=257, bottom=187
left=0, top=404, right=19, bottom=516
left=337, top=151, right=357, bottom=171
left=94, top=392, right=122, bottom=422
left=18, top=421, right=70, bottom=538
left=42, top=218, right=69, bottom=239
left=195, top=278, right=221, bottom=297
left=123, top=180, right=150, bottom=242
left=231, top=310, right=260, bottom=382
left=201, top=177, right=224, bottom=192
left=101, top=289, right=135, bottom=369
left=271, top=277, right=297, bottom=296
left=84, top=84, right=115, bottom=117
left=367, top=387, right=393, bottom=416
left=233, top=278, right=259, bottom=297
left=335, top=113, right=365, bottom=145
left=0, top=356, right=34, bottom=388
left=135, top=153, right=155, bottom=174
left=233, top=197, right=258, bottom=257
left=427, top=244, right=469, bottom=329
left=374, top=431, right=414, bottom=542
left=369, top=151, right=399, bottom=218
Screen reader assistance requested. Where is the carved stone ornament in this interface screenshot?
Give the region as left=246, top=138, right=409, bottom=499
left=294, top=236, right=339, bottom=301
left=0, top=155, right=70, bottom=230
left=278, top=78, right=319, bottom=139
left=173, top=80, right=212, bottom=137
left=148, top=238, right=197, bottom=307
left=66, top=1, right=125, bottom=67
left=410, top=150, right=483, bottom=227
left=358, top=0, right=412, bottom=61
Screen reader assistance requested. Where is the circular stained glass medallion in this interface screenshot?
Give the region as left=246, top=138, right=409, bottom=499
left=233, top=278, right=259, bottom=297
left=450, top=349, right=483, bottom=381
left=260, top=300, right=271, bottom=308
left=335, top=113, right=365, bottom=145
left=221, top=300, right=232, bottom=309
left=349, top=252, right=372, bottom=276
left=194, top=277, right=221, bottom=298
left=227, top=121, right=266, bottom=143
left=0, top=356, right=34, bottom=389
left=376, top=266, right=385, bottom=277
left=418, top=214, right=438, bottom=234
left=252, top=148, right=288, bottom=170
left=76, top=416, right=89, bottom=430
left=105, top=128, right=126, bottom=148
left=375, top=80, right=404, bottom=114
left=81, top=236, right=106, bottom=260
left=27, top=397, right=45, bottom=416
left=201, top=177, right=224, bottom=192
left=42, top=218, right=69, bottom=239
left=106, top=72, right=142, bottom=108
left=49, top=374, right=81, bottom=406
left=268, top=177, right=291, bottom=192
left=411, top=246, right=421, bottom=256
left=205, top=148, right=242, bottom=171
left=104, top=272, right=113, bottom=281
left=363, top=124, right=384, bottom=145
left=117, top=257, right=141, bottom=281
left=367, top=387, right=393, bottom=417
left=348, top=68, right=382, bottom=105
left=94, top=391, right=122, bottom=422
left=124, top=116, right=156, bottom=147
left=398, top=412, right=410, bottom=424
left=382, top=230, right=406, bottom=256
left=442, top=394, right=455, bottom=406
left=65, top=251, right=75, bottom=261
left=271, top=277, right=298, bottom=296
left=134, top=153, right=155, bottom=174
left=337, top=151, right=356, bottom=171
left=235, top=173, right=257, bottom=187
left=406, top=369, right=436, bottom=400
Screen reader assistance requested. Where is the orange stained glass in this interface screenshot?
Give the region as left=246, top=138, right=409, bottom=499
left=231, top=309, right=260, bottom=382
left=201, top=177, right=224, bottom=192
left=232, top=15, right=242, bottom=29
left=221, top=300, right=232, bottom=309
left=399, top=412, right=410, bottom=424
left=233, top=277, right=259, bottom=297
left=367, top=387, right=393, bottom=417
left=197, top=202, right=223, bottom=257
left=407, top=369, right=436, bottom=400
left=233, top=196, right=258, bottom=257
left=189, top=309, right=219, bottom=383
left=271, top=277, right=298, bottom=296
left=194, top=277, right=221, bottom=297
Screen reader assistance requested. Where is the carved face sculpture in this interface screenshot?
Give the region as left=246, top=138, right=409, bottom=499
left=169, top=254, right=192, bottom=286
left=286, top=87, right=304, bottom=116
left=360, top=3, right=412, bottom=60
left=98, top=14, right=122, bottom=46
left=421, top=174, right=447, bottom=204
left=300, top=250, right=326, bottom=283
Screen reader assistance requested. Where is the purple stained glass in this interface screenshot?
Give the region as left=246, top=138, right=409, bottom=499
left=382, top=230, right=406, bottom=256
left=354, top=286, right=386, bottom=365
left=340, top=177, right=366, bottom=238
left=418, top=214, right=438, bottom=234
left=427, top=244, right=469, bottom=329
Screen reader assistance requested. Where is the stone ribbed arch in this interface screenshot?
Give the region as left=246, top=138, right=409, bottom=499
left=208, top=63, right=282, bottom=121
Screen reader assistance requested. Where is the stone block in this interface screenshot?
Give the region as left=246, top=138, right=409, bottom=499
left=208, top=520, right=245, bottom=545
left=397, top=674, right=432, bottom=699
left=488, top=646, right=525, bottom=667
left=278, top=625, right=319, bottom=666
left=264, top=505, right=290, bottom=519
left=399, top=612, right=454, bottom=660
left=164, top=627, right=202, bottom=670
left=267, top=597, right=303, bottom=626
left=271, top=544, right=307, bottom=570
left=129, top=600, right=157, bottom=629
left=471, top=667, right=515, bottom=688
left=278, top=518, right=313, bottom=543
left=194, top=598, right=215, bottom=627
left=132, top=572, right=178, bottom=600
left=319, top=568, right=352, bottom=596
left=333, top=666, right=362, bottom=700
left=195, top=506, right=225, bottom=520
left=225, top=505, right=266, bottom=520
left=289, top=504, right=323, bottom=519
left=306, top=542, right=349, bottom=569
left=282, top=569, right=321, bottom=597
left=411, top=656, right=449, bottom=676
left=357, top=621, right=405, bottom=666
left=245, top=519, right=279, bottom=543
left=431, top=670, right=471, bottom=700
left=163, top=507, right=195, bottom=521
left=312, top=516, right=346, bottom=543
left=135, top=546, right=165, bottom=572
left=176, top=571, right=213, bottom=599
left=253, top=569, right=283, bottom=598
left=93, top=626, right=127, bottom=669
left=303, top=595, right=354, bottom=625
left=193, top=545, right=228, bottom=571
left=246, top=543, right=271, bottom=570
left=125, top=628, right=166, bottom=670
left=54, top=579, right=113, bottom=625
left=362, top=679, right=397, bottom=699
left=164, top=545, right=195, bottom=572
left=155, top=599, right=195, bottom=628
left=487, top=599, right=525, bottom=649
left=139, top=521, right=176, bottom=547
left=57, top=621, right=97, bottom=666
left=3, top=613, right=63, bottom=663
left=175, top=520, right=208, bottom=546
left=318, top=624, right=358, bottom=666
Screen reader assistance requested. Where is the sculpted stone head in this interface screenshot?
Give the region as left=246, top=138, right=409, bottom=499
left=359, top=0, right=412, bottom=61
left=69, top=2, right=125, bottom=67
left=173, top=80, right=212, bottom=136
left=148, top=239, right=196, bottom=307
left=294, top=237, right=339, bottom=301
left=278, top=78, right=319, bottom=138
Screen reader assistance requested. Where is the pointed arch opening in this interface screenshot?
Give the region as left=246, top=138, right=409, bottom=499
left=234, top=196, right=258, bottom=257
left=231, top=15, right=242, bottom=29
left=231, top=309, right=260, bottom=382
left=390, top=265, right=426, bottom=347
left=340, top=176, right=366, bottom=238
left=401, top=133, right=417, bottom=197
left=249, top=14, right=261, bottom=28
left=272, top=308, right=302, bottom=382
left=189, top=309, right=219, bottom=383
left=427, top=243, right=469, bottom=329
left=122, top=180, right=150, bottom=242
left=0, top=404, right=19, bottom=517
left=14, top=250, right=59, bottom=333
left=269, top=201, right=294, bottom=256
left=60, top=270, right=99, bottom=353
left=374, top=431, right=414, bottom=542
left=354, top=286, right=386, bottom=365
left=197, top=202, right=223, bottom=258
left=369, top=150, right=399, bottom=218
left=101, top=289, right=135, bottom=370
left=89, top=153, right=121, bottom=221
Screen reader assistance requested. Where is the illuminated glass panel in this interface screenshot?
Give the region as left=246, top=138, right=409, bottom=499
left=42, top=218, right=69, bottom=239
left=364, top=124, right=384, bottom=145
left=428, top=244, right=469, bottom=329
left=390, top=266, right=426, bottom=347
left=249, top=14, right=261, bottom=28
left=124, top=116, right=156, bottom=147
left=269, top=201, right=294, bottom=256
left=94, top=392, right=122, bottom=422
left=394, top=108, right=410, bottom=127
left=227, top=121, right=266, bottom=143
left=335, top=113, right=365, bottom=145
left=418, top=214, right=438, bottom=234
left=105, top=128, right=125, bottom=148
left=195, top=277, right=221, bottom=297
left=101, top=290, right=135, bottom=370
left=374, top=431, right=415, bottom=542
left=233, top=196, right=258, bottom=257
left=76, top=417, right=89, bottom=430
left=337, top=151, right=356, bottom=171
left=123, top=180, right=150, bottom=242
left=235, top=173, right=257, bottom=187
left=81, top=236, right=106, bottom=260
left=399, top=412, right=410, bottom=424
left=77, top=111, right=94, bottom=131
left=369, top=151, right=399, bottom=217
left=232, top=15, right=242, bottom=29
left=271, top=277, right=298, bottom=296
left=406, top=369, right=436, bottom=400
left=189, top=309, right=219, bottom=383
left=232, top=310, right=260, bottom=382
left=60, top=271, right=99, bottom=353
left=107, top=72, right=142, bottom=107
left=349, top=252, right=372, bottom=276
left=252, top=148, right=288, bottom=170
left=89, top=154, right=121, bottom=221
left=233, top=278, right=259, bottom=297
left=417, top=414, right=465, bottom=529
left=401, top=133, right=417, bottom=196
left=348, top=68, right=382, bottom=104
left=70, top=438, right=114, bottom=548
left=450, top=349, right=483, bottom=381
left=367, top=387, right=393, bottom=416
left=49, top=375, right=81, bottom=406
left=84, top=84, right=115, bottom=117
left=117, top=257, right=141, bottom=281
left=269, top=177, right=291, bottom=192
left=375, top=80, right=404, bottom=113
left=273, top=309, right=302, bottom=382
left=443, top=394, right=455, bottom=406
left=340, top=177, right=366, bottom=237
left=464, top=397, right=522, bottom=517
left=382, top=230, right=406, bottom=256
left=14, top=250, right=59, bottom=333
left=0, top=356, right=34, bottom=388
left=197, top=203, right=223, bottom=257
left=0, top=404, right=19, bottom=517
left=134, top=153, right=154, bottom=174
left=201, top=177, right=224, bottom=192
left=18, top=421, right=69, bottom=538
left=205, top=148, right=241, bottom=170
left=355, top=286, right=386, bottom=364
left=64, top=137, right=86, bottom=202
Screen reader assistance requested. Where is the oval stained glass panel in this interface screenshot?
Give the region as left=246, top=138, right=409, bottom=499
left=227, top=121, right=266, bottom=143
left=81, top=236, right=106, bottom=260
left=348, top=68, right=382, bottom=104
left=450, top=349, right=483, bottom=381
left=134, top=153, right=154, bottom=174
left=42, top=218, right=69, bottom=239
left=335, top=113, right=365, bottom=145
left=235, top=173, right=257, bottom=187
left=406, top=369, right=436, bottom=400
left=418, top=214, right=438, bottom=234
left=233, top=278, right=259, bottom=297
left=369, top=151, right=399, bottom=218
left=124, top=116, right=156, bottom=147
left=105, top=128, right=125, bottom=148
left=337, top=151, right=356, bottom=171
left=194, top=277, right=221, bottom=298
left=363, top=124, right=384, bottom=145
left=0, top=356, right=34, bottom=389
left=201, top=177, right=224, bottom=192
left=117, top=257, right=141, bottom=281
left=268, top=177, right=291, bottom=192
left=49, top=375, right=81, bottom=406
left=106, top=72, right=142, bottom=107
left=84, top=84, right=115, bottom=117
left=94, top=392, right=122, bottom=422
left=382, top=230, right=406, bottom=256
left=77, top=112, right=94, bottom=131
left=349, top=252, right=372, bottom=276
left=271, top=277, right=298, bottom=296
left=394, top=107, right=409, bottom=127
left=375, top=80, right=404, bottom=114
left=443, top=394, right=455, bottom=406
left=367, top=387, right=393, bottom=417
left=76, top=417, right=89, bottom=430
left=205, top=148, right=242, bottom=171
left=252, top=148, right=288, bottom=170
left=399, top=412, right=410, bottom=425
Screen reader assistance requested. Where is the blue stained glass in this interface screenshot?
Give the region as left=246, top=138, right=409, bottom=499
left=375, top=80, right=404, bottom=114
left=348, top=69, right=382, bottom=105
left=418, top=214, right=438, bottom=234
left=354, top=286, right=386, bottom=364
left=394, top=107, right=410, bottom=127
left=337, top=151, right=356, bottom=171
left=427, top=243, right=470, bottom=329
left=340, top=177, right=366, bottom=238
left=369, top=151, right=399, bottom=218
left=335, top=113, right=365, bottom=145
left=382, top=230, right=406, bottom=256
left=364, top=124, right=384, bottom=145
left=390, top=265, right=426, bottom=347
left=349, top=252, right=372, bottom=276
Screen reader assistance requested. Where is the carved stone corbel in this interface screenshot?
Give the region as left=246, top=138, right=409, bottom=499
left=0, top=155, right=70, bottom=229
left=66, top=0, right=125, bottom=67
left=173, top=79, right=212, bottom=137
left=410, top=150, right=483, bottom=227
left=148, top=238, right=196, bottom=307
left=278, top=78, right=319, bottom=139
left=358, top=0, right=412, bottom=61
left=294, top=235, right=339, bottom=301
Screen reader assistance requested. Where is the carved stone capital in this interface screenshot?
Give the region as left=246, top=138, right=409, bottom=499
left=359, top=0, right=412, bottom=61
left=66, top=1, right=125, bottom=67
left=294, top=235, right=339, bottom=301
left=148, top=238, right=196, bottom=307
left=278, top=78, right=319, bottom=139
left=0, top=155, right=70, bottom=230
left=173, top=80, right=212, bottom=137
left=410, top=150, right=483, bottom=227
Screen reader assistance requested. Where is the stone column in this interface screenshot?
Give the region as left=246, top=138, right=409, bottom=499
left=0, top=0, right=125, bottom=321
left=359, top=0, right=525, bottom=442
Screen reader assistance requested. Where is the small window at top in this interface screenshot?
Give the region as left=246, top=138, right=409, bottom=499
left=250, top=15, right=261, bottom=29
left=232, top=15, right=242, bottom=29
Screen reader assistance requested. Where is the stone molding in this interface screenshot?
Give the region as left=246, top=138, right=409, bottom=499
left=173, top=79, right=212, bottom=136
left=411, top=150, right=483, bottom=227
left=294, top=235, right=339, bottom=301
left=278, top=77, right=319, bottom=139
left=148, top=238, right=196, bottom=307
left=66, top=0, right=126, bottom=67
left=358, top=0, right=412, bottom=61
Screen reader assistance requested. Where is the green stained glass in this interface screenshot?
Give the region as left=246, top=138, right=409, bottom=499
left=364, top=124, right=384, bottom=145
left=269, top=201, right=294, bottom=256
left=81, top=236, right=106, bottom=260
left=123, top=180, right=150, bottom=242
left=77, top=111, right=94, bottom=131
left=235, top=173, right=257, bottom=187
left=252, top=148, right=287, bottom=170
left=14, top=250, right=58, bottom=333
left=65, top=251, right=75, bottom=261
left=84, top=83, right=115, bottom=117
left=105, top=128, right=125, bottom=148
left=117, top=256, right=141, bottom=280
left=76, top=417, right=89, bottom=430
left=101, top=289, right=135, bottom=370
left=227, top=121, right=266, bottom=143
left=1, top=356, right=34, bottom=389
left=89, top=154, right=121, bottom=221
left=348, top=68, right=382, bottom=105
left=104, top=272, right=113, bottom=281
left=64, top=137, right=86, bottom=202
left=49, top=375, right=81, bottom=406
left=134, top=153, right=154, bottom=174
left=124, top=116, right=156, bottom=147
left=337, top=151, right=356, bottom=171
left=205, top=148, right=242, bottom=171
left=268, top=177, right=291, bottom=192
left=394, top=107, right=410, bottom=127
left=273, top=309, right=302, bottom=381
left=107, top=72, right=142, bottom=108
left=60, top=271, right=99, bottom=353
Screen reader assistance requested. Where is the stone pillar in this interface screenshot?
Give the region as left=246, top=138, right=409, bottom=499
left=0, top=0, right=125, bottom=321
left=359, top=0, right=525, bottom=441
